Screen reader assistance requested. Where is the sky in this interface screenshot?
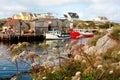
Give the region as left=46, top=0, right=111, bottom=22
left=0, top=0, right=120, bottom=22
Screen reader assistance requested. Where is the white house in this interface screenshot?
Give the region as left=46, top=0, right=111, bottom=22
left=32, top=13, right=55, bottom=19
left=64, top=12, right=79, bottom=21
left=93, top=16, right=109, bottom=23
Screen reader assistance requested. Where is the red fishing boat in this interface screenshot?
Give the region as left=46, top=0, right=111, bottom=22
left=70, top=29, right=94, bottom=39
left=70, top=29, right=80, bottom=39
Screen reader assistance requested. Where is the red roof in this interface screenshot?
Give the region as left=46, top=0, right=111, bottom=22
left=3, top=19, right=20, bottom=27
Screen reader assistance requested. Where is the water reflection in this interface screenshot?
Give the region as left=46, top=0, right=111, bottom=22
left=70, top=38, right=90, bottom=45
left=0, top=42, right=32, bottom=79
left=0, top=38, right=89, bottom=79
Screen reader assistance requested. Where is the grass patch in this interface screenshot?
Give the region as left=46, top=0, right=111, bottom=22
left=110, top=26, right=120, bottom=41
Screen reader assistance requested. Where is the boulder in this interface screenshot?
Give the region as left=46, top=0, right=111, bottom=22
left=84, top=33, right=117, bottom=54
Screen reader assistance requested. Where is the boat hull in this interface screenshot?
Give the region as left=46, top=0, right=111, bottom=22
left=46, top=33, right=70, bottom=40
left=70, top=31, right=80, bottom=39
left=82, top=33, right=94, bottom=37
left=70, top=29, right=94, bottom=39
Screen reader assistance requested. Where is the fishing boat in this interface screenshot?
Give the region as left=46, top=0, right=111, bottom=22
left=46, top=30, right=70, bottom=40
left=70, top=29, right=80, bottom=39
left=70, top=29, right=94, bottom=39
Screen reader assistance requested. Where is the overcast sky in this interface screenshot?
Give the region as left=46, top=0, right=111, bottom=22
left=0, top=0, right=120, bottom=22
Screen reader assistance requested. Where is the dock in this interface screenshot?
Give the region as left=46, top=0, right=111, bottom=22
left=0, top=33, right=45, bottom=43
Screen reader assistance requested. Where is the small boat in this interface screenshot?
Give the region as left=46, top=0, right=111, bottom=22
left=46, top=30, right=70, bottom=40
left=70, top=29, right=94, bottom=39
left=70, top=30, right=80, bottom=39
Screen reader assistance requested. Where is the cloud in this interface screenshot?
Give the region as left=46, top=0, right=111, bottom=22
left=86, top=4, right=116, bottom=15
left=0, top=3, right=26, bottom=18
left=15, top=0, right=79, bottom=7
left=0, top=12, right=4, bottom=15
left=83, top=2, right=120, bottom=21
left=0, top=0, right=119, bottom=22
left=39, top=0, right=79, bottom=6
left=3, top=5, right=25, bottom=11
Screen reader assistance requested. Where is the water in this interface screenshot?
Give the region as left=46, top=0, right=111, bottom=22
left=0, top=42, right=33, bottom=79
left=0, top=38, right=89, bottom=79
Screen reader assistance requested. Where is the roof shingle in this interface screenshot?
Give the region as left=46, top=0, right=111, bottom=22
left=3, top=19, right=20, bottom=27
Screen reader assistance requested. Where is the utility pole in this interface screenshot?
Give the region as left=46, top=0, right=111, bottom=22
left=20, top=21, right=22, bottom=36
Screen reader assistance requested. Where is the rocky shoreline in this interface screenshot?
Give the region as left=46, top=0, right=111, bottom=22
left=38, top=26, right=120, bottom=80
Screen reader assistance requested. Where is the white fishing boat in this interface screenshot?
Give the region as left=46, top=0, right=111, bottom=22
left=74, top=29, right=94, bottom=37
left=46, top=30, right=70, bottom=40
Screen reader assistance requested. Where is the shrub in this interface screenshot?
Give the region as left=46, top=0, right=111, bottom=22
left=110, top=26, right=120, bottom=41
left=41, top=61, right=85, bottom=80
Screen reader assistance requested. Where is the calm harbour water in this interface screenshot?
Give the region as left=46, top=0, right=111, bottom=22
left=0, top=38, right=89, bottom=79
